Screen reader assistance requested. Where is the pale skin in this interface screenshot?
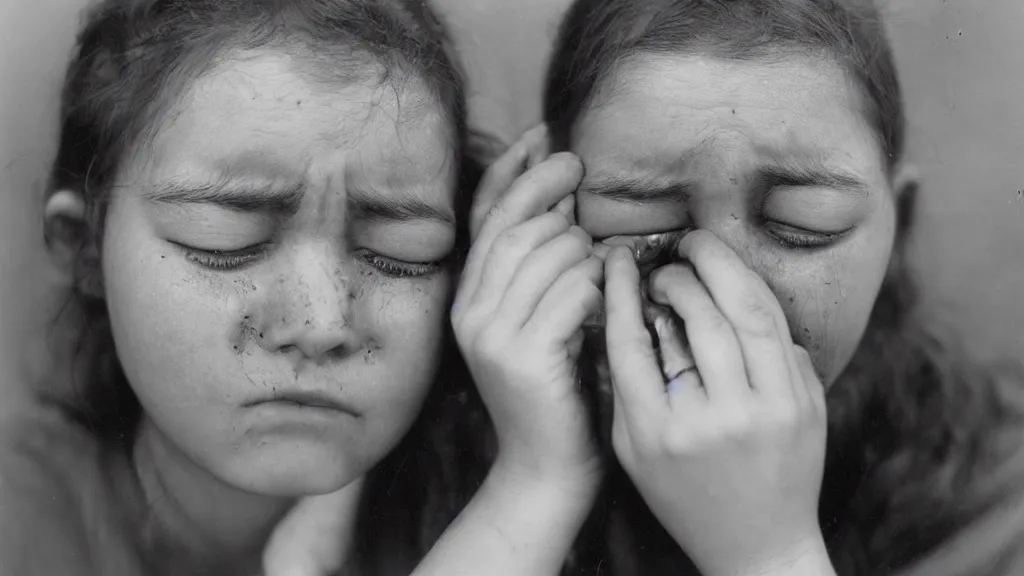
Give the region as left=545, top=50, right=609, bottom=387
left=462, top=54, right=915, bottom=575
left=44, top=48, right=599, bottom=576
left=417, top=126, right=604, bottom=576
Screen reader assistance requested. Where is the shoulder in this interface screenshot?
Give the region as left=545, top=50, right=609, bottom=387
left=0, top=395, right=104, bottom=489
left=898, top=404, right=1024, bottom=576
left=896, top=486, right=1024, bottom=576
left=0, top=397, right=107, bottom=575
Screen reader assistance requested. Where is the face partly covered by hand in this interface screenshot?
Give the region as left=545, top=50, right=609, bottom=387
left=571, top=54, right=900, bottom=416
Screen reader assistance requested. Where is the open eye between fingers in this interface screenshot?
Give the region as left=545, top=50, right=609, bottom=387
left=599, top=228, right=692, bottom=277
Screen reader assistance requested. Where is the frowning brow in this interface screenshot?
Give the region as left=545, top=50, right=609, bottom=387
left=347, top=186, right=455, bottom=226
left=577, top=175, right=694, bottom=204
left=755, top=160, right=871, bottom=196
left=143, top=178, right=306, bottom=214
left=576, top=160, right=870, bottom=204
left=144, top=178, right=454, bottom=225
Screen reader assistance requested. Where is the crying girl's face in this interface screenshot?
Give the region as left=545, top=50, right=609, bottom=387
left=570, top=55, right=903, bottom=440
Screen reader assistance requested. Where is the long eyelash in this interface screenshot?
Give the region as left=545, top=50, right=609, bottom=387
left=768, top=226, right=846, bottom=250
left=182, top=245, right=267, bottom=270
left=360, top=252, right=441, bottom=278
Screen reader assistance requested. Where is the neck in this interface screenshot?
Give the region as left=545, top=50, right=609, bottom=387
left=133, top=417, right=294, bottom=572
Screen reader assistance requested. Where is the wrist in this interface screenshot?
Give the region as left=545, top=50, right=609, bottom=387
left=700, top=528, right=835, bottom=573
left=488, top=454, right=603, bottom=514
left=727, top=533, right=835, bottom=576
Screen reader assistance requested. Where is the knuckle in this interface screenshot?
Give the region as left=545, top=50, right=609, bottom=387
left=755, top=400, right=801, bottom=435
left=660, top=426, right=694, bottom=455
left=491, top=227, right=530, bottom=258
left=719, top=410, right=753, bottom=439
left=704, top=307, right=734, bottom=333
left=484, top=202, right=510, bottom=226
left=768, top=401, right=800, bottom=428
left=735, top=294, right=778, bottom=338
left=607, top=330, right=653, bottom=353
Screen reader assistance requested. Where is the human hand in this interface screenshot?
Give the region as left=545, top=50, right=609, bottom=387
left=603, top=230, right=832, bottom=576
left=453, top=143, right=602, bottom=490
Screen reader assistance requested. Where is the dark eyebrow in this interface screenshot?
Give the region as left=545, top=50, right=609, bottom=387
left=143, top=178, right=306, bottom=214
left=755, top=161, right=870, bottom=196
left=577, top=175, right=694, bottom=204
left=347, top=186, right=455, bottom=226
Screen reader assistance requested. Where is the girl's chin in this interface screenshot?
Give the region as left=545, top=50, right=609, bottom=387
left=218, top=447, right=365, bottom=498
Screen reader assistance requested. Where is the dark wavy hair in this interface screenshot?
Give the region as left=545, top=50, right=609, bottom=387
left=43, top=1, right=490, bottom=573
left=544, top=0, right=1024, bottom=574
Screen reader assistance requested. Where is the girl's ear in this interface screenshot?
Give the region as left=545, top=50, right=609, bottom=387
left=44, top=190, right=103, bottom=298
left=891, top=163, right=920, bottom=246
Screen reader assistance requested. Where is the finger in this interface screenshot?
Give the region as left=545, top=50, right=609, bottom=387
left=652, top=314, right=695, bottom=382
left=470, top=140, right=529, bottom=241
left=497, top=226, right=593, bottom=329
left=476, top=153, right=583, bottom=245
left=462, top=154, right=584, bottom=303
left=652, top=314, right=708, bottom=411
left=666, top=368, right=706, bottom=412
left=674, top=230, right=797, bottom=399
left=552, top=193, right=576, bottom=224
left=521, top=124, right=551, bottom=169
left=794, top=346, right=826, bottom=416
left=603, top=247, right=666, bottom=422
left=461, top=211, right=571, bottom=317
left=522, top=255, right=604, bottom=344
left=648, top=264, right=750, bottom=404
left=469, top=124, right=553, bottom=240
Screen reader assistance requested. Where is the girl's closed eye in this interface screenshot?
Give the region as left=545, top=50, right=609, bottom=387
left=351, top=222, right=455, bottom=280
left=763, top=223, right=849, bottom=250
left=175, top=241, right=447, bottom=278
left=174, top=240, right=273, bottom=271
left=760, top=186, right=868, bottom=251
left=356, top=249, right=444, bottom=278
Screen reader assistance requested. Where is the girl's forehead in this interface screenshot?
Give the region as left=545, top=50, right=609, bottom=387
left=128, top=50, right=455, bottom=204
left=572, top=53, right=884, bottom=183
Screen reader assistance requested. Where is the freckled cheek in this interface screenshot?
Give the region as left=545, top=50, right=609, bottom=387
left=103, top=247, right=252, bottom=407
left=366, top=277, right=450, bottom=335
left=357, top=278, right=451, bottom=416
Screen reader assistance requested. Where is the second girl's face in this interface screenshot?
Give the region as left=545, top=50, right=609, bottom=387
left=572, top=54, right=898, bottom=385
left=102, top=51, right=457, bottom=495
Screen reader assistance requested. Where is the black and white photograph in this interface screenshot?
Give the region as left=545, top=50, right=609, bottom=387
left=1, top=0, right=1022, bottom=574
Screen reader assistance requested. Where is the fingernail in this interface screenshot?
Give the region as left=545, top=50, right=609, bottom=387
left=592, top=243, right=611, bottom=260
left=569, top=225, right=592, bottom=244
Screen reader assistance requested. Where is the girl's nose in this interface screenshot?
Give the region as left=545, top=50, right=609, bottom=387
left=260, top=244, right=364, bottom=363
